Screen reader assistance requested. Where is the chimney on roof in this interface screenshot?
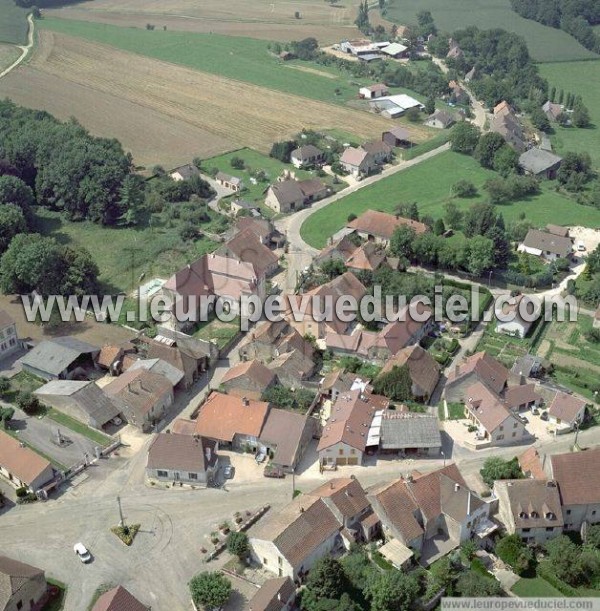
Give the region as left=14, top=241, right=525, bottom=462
left=454, top=483, right=460, bottom=493
left=242, top=396, right=249, bottom=406
left=406, top=474, right=413, bottom=483
left=277, top=593, right=282, bottom=602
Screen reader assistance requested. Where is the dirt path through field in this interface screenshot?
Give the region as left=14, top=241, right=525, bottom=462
left=0, top=31, right=395, bottom=167
left=0, top=13, right=34, bottom=79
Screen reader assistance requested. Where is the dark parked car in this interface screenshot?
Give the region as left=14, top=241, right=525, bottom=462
left=540, top=411, right=549, bottom=421
left=223, top=465, right=234, bottom=479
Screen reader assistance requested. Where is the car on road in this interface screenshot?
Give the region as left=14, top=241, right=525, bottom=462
left=255, top=450, right=267, bottom=464
left=531, top=407, right=540, bottom=415
left=519, top=416, right=529, bottom=424
left=540, top=411, right=549, bottom=421
left=223, top=465, right=234, bottom=479
left=73, top=542, right=91, bottom=563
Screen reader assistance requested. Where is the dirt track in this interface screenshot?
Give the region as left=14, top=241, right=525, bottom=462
left=0, top=31, right=395, bottom=167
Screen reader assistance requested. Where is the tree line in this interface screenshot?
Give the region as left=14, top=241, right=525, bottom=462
left=510, top=0, right=600, bottom=54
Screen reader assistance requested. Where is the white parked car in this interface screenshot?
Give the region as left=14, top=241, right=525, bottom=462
left=73, top=542, right=91, bottom=563
left=111, top=417, right=123, bottom=426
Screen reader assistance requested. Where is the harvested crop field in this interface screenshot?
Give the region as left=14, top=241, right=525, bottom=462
left=0, top=31, right=392, bottom=167
left=45, top=0, right=359, bottom=44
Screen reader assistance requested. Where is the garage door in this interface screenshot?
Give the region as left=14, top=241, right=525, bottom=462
left=337, top=457, right=347, bottom=466
left=347, top=457, right=358, bottom=465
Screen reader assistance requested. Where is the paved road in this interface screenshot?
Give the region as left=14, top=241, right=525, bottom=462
left=2, top=416, right=599, bottom=610
left=6, top=405, right=99, bottom=470
left=0, top=14, right=34, bottom=80
left=276, top=143, right=451, bottom=291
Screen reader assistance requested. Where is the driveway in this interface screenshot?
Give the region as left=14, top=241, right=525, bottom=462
left=7, top=405, right=99, bottom=470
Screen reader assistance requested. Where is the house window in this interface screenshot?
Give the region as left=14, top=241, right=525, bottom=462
left=497, top=434, right=504, bottom=440
left=522, top=528, right=531, bottom=533
left=499, top=426, right=504, bottom=432
left=188, top=472, right=198, bottom=480
left=566, top=510, right=571, bottom=515
left=350, top=449, right=356, bottom=455
left=157, top=470, right=168, bottom=478
left=593, top=511, right=597, bottom=516
left=513, top=422, right=518, bottom=428
left=16, top=603, right=22, bottom=611
left=339, top=449, right=344, bottom=455
left=546, top=527, right=554, bottom=532
left=279, top=557, right=283, bottom=566
left=512, top=432, right=516, bottom=437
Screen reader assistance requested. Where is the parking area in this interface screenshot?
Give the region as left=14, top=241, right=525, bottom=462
left=9, top=407, right=102, bottom=470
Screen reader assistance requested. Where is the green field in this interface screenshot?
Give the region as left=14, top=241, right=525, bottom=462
left=385, top=0, right=597, bottom=62
left=511, top=576, right=563, bottom=597
left=40, top=18, right=417, bottom=108
left=539, top=60, right=600, bottom=168
left=0, top=0, right=29, bottom=45
left=300, top=151, right=600, bottom=248
left=32, top=207, right=221, bottom=294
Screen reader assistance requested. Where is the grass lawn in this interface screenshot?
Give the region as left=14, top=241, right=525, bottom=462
left=384, top=0, right=597, bottom=62
left=477, top=328, right=532, bottom=369
left=193, top=317, right=240, bottom=350
left=0, top=0, right=29, bottom=45
left=40, top=18, right=426, bottom=110
left=46, top=408, right=112, bottom=447
left=539, top=60, right=600, bottom=169
left=32, top=207, right=220, bottom=294
left=447, top=402, right=466, bottom=420
left=511, top=576, right=563, bottom=597
left=8, top=370, right=44, bottom=396
left=300, top=151, right=600, bottom=248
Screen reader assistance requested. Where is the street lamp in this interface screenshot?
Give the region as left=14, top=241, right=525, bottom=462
left=488, top=270, right=493, bottom=287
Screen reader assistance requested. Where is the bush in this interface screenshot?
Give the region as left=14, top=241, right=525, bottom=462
left=452, top=180, right=477, bottom=198
left=16, top=391, right=42, bottom=415
left=230, top=156, right=245, bottom=170
left=495, top=534, right=534, bottom=575
left=15, top=486, right=29, bottom=498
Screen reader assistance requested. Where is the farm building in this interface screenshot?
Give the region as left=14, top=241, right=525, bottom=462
left=494, top=295, right=537, bottom=338
left=380, top=42, right=408, bottom=58
left=216, top=171, right=243, bottom=192
left=359, top=83, right=389, bottom=99
left=518, top=148, right=562, bottom=179
left=34, top=380, right=121, bottom=430
left=265, top=178, right=328, bottom=213
left=379, top=413, right=441, bottom=455
left=542, top=101, right=563, bottom=122
left=0, top=310, right=20, bottom=360
left=21, top=336, right=100, bottom=381
left=382, top=127, right=411, bottom=147
left=346, top=210, right=428, bottom=245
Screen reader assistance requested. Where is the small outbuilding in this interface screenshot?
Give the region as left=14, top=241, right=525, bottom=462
left=519, top=148, right=562, bottom=179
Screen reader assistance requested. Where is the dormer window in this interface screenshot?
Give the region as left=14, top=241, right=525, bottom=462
left=530, top=511, right=539, bottom=519
left=546, top=512, right=555, bottom=520
left=519, top=512, right=527, bottom=519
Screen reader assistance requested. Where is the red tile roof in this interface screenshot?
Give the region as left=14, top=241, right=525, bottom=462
left=347, top=210, right=428, bottom=240
left=92, top=585, right=149, bottom=611
left=464, top=382, right=512, bottom=433
left=194, top=391, right=270, bottom=442
left=447, top=351, right=509, bottom=395
left=548, top=391, right=587, bottom=424
left=0, top=430, right=52, bottom=487
left=551, top=447, right=600, bottom=506
left=519, top=447, right=546, bottom=480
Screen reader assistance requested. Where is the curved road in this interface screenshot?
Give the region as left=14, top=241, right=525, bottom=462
left=276, top=142, right=451, bottom=290
left=0, top=13, right=35, bottom=80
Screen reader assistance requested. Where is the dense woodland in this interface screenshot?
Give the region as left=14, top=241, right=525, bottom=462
left=510, top=0, right=600, bottom=53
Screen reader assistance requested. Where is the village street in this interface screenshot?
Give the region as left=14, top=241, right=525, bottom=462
left=1, top=415, right=598, bottom=611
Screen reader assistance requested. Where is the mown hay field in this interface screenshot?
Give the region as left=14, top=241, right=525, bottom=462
left=0, top=31, right=394, bottom=167
left=44, top=0, right=361, bottom=43
left=0, top=0, right=29, bottom=45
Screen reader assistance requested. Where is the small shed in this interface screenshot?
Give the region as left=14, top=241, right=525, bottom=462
left=379, top=539, right=414, bottom=569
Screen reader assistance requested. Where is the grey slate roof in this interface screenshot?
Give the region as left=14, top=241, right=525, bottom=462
left=519, top=148, right=562, bottom=175
left=0, top=555, right=45, bottom=609
left=22, top=336, right=99, bottom=376
left=522, top=229, right=572, bottom=257
left=128, top=358, right=185, bottom=386
left=379, top=413, right=442, bottom=450
left=291, top=144, right=323, bottom=161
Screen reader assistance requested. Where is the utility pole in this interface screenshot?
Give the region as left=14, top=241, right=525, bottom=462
left=291, top=469, right=295, bottom=499
left=117, top=495, right=124, bottom=527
